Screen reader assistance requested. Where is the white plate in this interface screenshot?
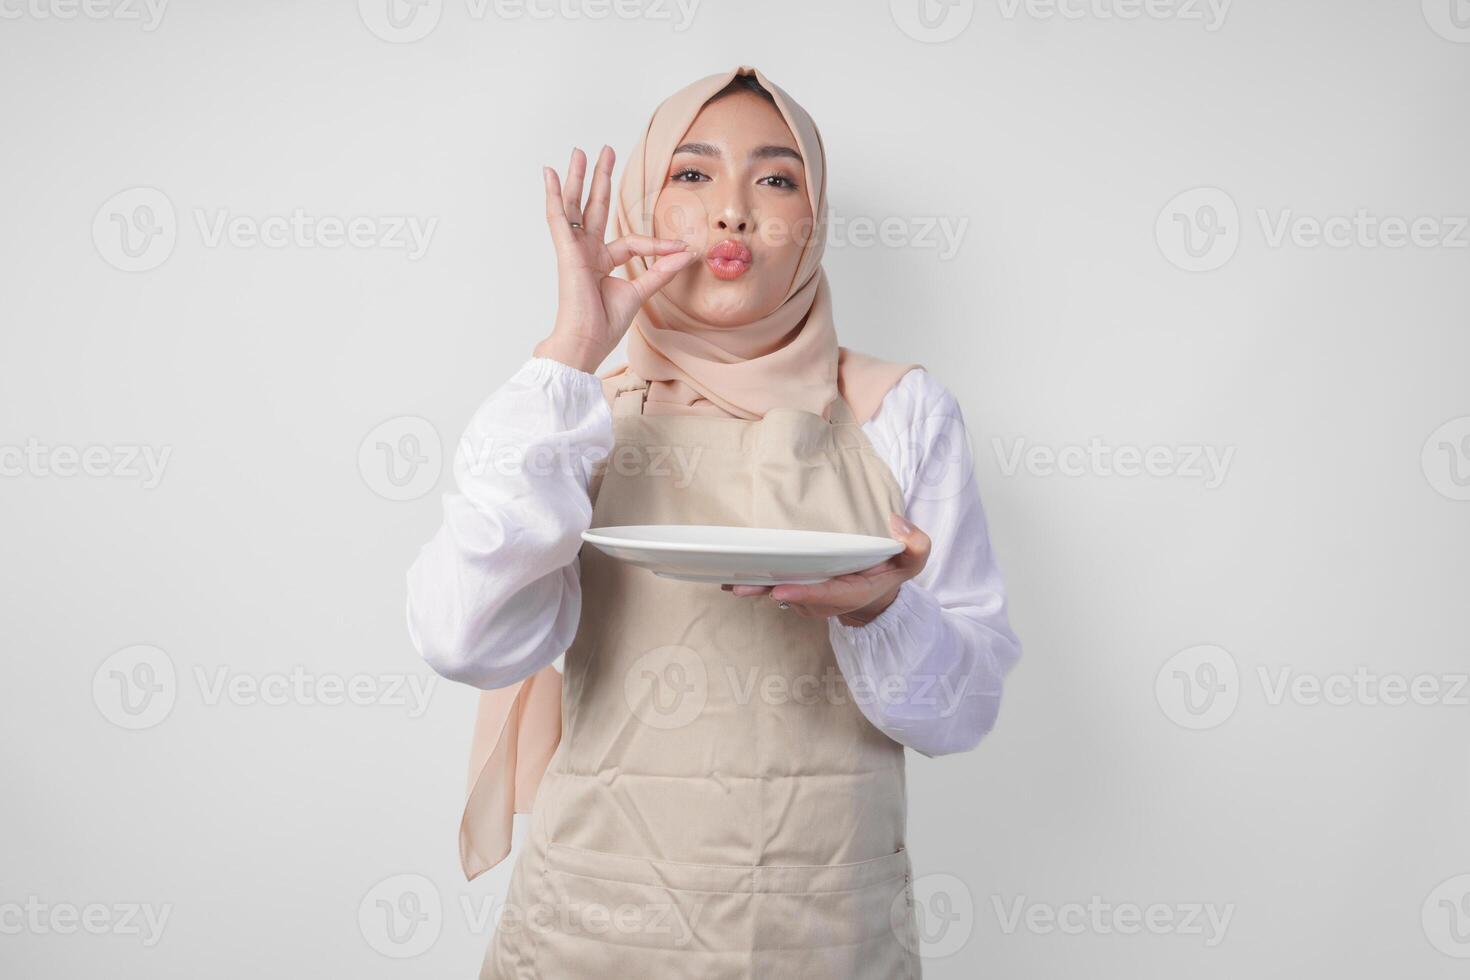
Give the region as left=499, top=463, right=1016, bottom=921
left=581, top=524, right=903, bottom=585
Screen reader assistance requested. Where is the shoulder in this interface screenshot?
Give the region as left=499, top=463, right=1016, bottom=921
left=836, top=347, right=925, bottom=424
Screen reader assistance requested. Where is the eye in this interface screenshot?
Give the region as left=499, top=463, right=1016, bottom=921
left=670, top=168, right=710, bottom=183
left=759, top=174, right=799, bottom=190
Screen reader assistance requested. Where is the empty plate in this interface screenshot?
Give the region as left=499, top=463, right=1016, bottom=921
left=580, top=524, right=904, bottom=585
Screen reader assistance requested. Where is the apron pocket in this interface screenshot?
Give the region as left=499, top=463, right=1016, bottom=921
left=538, top=843, right=916, bottom=978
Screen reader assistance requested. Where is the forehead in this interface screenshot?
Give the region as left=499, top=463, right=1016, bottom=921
left=679, top=90, right=795, bottom=150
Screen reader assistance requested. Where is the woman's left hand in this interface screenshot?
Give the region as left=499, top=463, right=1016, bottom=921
left=723, top=513, right=931, bottom=626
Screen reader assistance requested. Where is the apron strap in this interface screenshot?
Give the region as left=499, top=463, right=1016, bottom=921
left=826, top=394, right=857, bottom=425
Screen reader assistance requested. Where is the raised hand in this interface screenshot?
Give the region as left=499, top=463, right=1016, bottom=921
left=533, top=146, right=696, bottom=373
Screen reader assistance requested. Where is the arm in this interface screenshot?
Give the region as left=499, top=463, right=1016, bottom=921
left=405, top=357, right=611, bottom=689
left=829, top=369, right=1022, bottom=757
left=406, top=143, right=694, bottom=688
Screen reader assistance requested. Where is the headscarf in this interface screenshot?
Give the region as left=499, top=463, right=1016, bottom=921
left=607, top=65, right=916, bottom=422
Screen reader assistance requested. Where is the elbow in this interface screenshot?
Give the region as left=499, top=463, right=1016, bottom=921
left=407, top=602, right=489, bottom=687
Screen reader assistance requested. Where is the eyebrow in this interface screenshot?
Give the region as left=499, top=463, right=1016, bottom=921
left=672, top=142, right=803, bottom=164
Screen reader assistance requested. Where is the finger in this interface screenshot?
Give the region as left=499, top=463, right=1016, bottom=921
left=606, top=234, right=690, bottom=266
left=543, top=167, right=575, bottom=249
left=888, top=513, right=932, bottom=573
left=629, top=249, right=698, bottom=304
left=729, top=585, right=772, bottom=598
left=562, top=148, right=587, bottom=226
left=582, top=145, right=615, bottom=240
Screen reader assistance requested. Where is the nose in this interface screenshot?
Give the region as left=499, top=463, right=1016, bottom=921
left=712, top=186, right=752, bottom=235
left=715, top=211, right=749, bottom=234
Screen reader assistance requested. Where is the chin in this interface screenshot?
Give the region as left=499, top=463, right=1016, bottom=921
left=686, top=276, right=778, bottom=327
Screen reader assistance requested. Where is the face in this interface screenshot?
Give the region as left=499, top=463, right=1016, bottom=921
left=652, top=90, right=815, bottom=328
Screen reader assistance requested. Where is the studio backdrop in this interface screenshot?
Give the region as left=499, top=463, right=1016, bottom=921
left=2, top=1, right=1467, bottom=977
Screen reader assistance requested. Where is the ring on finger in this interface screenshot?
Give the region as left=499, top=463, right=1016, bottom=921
left=776, top=600, right=790, bottom=611
left=568, top=221, right=583, bottom=229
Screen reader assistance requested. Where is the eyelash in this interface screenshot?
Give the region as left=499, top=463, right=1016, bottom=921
left=669, top=168, right=800, bottom=191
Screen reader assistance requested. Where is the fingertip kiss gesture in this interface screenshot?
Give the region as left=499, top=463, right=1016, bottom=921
left=534, top=146, right=697, bottom=374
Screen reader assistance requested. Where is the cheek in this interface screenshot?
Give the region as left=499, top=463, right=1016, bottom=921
left=653, top=189, right=709, bottom=247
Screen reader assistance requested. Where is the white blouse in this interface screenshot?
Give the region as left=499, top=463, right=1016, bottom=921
left=406, top=356, right=1021, bottom=757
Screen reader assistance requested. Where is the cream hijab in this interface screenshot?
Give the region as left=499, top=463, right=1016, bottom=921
left=459, top=67, right=920, bottom=881
left=606, top=64, right=917, bottom=423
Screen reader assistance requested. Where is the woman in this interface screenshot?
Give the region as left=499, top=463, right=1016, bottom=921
left=407, top=66, right=1022, bottom=978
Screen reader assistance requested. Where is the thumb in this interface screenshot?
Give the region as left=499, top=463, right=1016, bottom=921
left=888, top=512, right=931, bottom=571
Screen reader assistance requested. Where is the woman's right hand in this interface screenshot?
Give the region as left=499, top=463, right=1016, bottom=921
left=533, top=146, right=696, bottom=374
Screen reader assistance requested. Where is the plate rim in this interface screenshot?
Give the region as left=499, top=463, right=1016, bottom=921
left=581, top=524, right=904, bottom=558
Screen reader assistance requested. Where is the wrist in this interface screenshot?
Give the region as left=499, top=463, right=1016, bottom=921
left=837, top=585, right=902, bottom=628
left=533, top=335, right=605, bottom=375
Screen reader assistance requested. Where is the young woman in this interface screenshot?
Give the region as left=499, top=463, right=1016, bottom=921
left=407, top=65, right=1022, bottom=978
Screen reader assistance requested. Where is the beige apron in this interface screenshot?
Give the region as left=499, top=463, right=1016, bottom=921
left=479, top=369, right=921, bottom=979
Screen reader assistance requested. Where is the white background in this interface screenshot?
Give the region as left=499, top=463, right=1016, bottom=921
left=2, top=0, right=1468, bottom=976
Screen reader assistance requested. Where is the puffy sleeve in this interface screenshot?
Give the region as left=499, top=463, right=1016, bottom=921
left=406, top=357, right=613, bottom=689
left=828, top=368, right=1023, bottom=757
